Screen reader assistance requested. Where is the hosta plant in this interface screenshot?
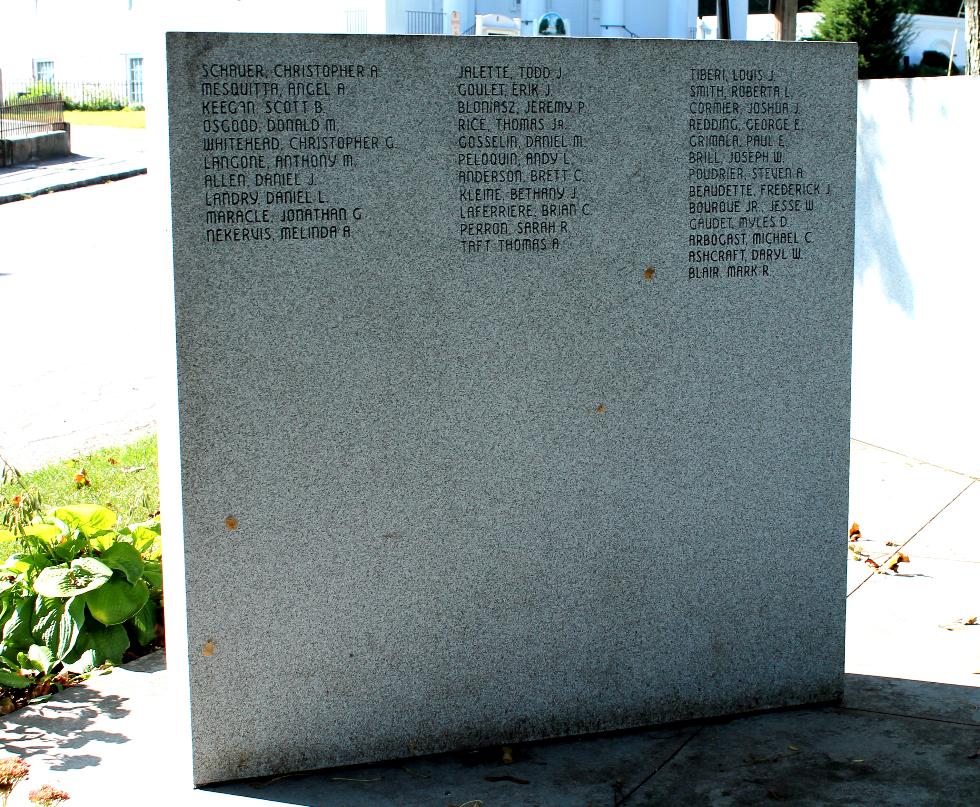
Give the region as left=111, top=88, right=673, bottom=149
left=0, top=504, right=162, bottom=696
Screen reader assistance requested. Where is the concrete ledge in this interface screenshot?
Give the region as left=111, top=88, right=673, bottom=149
left=0, top=165, right=147, bottom=205
left=0, top=126, right=72, bottom=167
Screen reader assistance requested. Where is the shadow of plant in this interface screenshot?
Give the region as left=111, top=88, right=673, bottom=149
left=0, top=693, right=130, bottom=770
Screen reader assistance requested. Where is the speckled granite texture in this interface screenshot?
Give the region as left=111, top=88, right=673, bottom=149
left=166, top=32, right=857, bottom=785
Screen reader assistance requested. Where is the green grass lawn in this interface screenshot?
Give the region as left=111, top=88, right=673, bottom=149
left=1, top=435, right=160, bottom=550
left=63, top=109, right=146, bottom=128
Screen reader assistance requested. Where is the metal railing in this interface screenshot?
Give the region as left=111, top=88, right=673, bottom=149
left=346, top=9, right=368, bottom=33
left=406, top=10, right=445, bottom=35
left=3, top=79, right=140, bottom=109
left=600, top=24, right=640, bottom=37
left=0, top=96, right=64, bottom=139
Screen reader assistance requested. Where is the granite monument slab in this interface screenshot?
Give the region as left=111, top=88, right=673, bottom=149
left=164, top=32, right=857, bottom=785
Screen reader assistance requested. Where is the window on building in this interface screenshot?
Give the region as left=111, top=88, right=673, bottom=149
left=128, top=56, right=144, bottom=105
left=33, top=60, right=54, bottom=86
left=346, top=10, right=368, bottom=33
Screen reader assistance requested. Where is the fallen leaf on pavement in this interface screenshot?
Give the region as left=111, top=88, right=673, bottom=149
left=884, top=552, right=910, bottom=573
left=864, top=557, right=880, bottom=570
left=849, top=522, right=861, bottom=542
left=940, top=616, right=978, bottom=631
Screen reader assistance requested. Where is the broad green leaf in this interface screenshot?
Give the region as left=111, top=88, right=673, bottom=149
left=49, top=505, right=117, bottom=538
left=22, top=523, right=63, bottom=544
left=32, top=595, right=85, bottom=662
left=99, top=543, right=144, bottom=584
left=142, top=560, right=163, bottom=591
left=0, top=529, right=17, bottom=543
left=52, top=537, right=89, bottom=564
left=0, top=669, right=31, bottom=688
left=3, top=553, right=50, bottom=575
left=63, top=646, right=98, bottom=674
left=85, top=578, right=149, bottom=626
left=1, top=598, right=34, bottom=657
left=89, top=532, right=115, bottom=551
left=127, top=524, right=161, bottom=556
left=129, top=600, right=159, bottom=646
left=27, top=644, right=54, bottom=674
left=88, top=623, right=129, bottom=665
left=33, top=557, right=112, bottom=598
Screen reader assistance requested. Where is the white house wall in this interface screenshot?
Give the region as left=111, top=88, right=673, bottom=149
left=0, top=0, right=381, bottom=92
left=2, top=0, right=707, bottom=91
left=467, top=0, right=696, bottom=38
left=1, top=0, right=147, bottom=89
left=906, top=14, right=967, bottom=70
left=851, top=77, right=980, bottom=476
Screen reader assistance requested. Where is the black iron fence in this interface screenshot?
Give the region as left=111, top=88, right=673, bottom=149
left=0, top=96, right=65, bottom=139
left=2, top=79, right=142, bottom=110
left=406, top=10, right=445, bottom=34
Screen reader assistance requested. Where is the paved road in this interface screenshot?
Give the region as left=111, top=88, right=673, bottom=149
left=0, top=175, right=161, bottom=471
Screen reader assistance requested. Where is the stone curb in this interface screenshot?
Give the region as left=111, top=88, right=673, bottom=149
left=0, top=166, right=147, bottom=205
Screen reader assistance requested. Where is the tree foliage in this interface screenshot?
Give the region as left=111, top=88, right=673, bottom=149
left=908, top=0, right=962, bottom=15
left=811, top=0, right=915, bottom=78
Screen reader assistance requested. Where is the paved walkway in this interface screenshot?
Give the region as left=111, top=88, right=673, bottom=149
left=0, top=176, right=158, bottom=473
left=0, top=441, right=976, bottom=806
left=0, top=125, right=146, bottom=204
left=0, top=125, right=154, bottom=472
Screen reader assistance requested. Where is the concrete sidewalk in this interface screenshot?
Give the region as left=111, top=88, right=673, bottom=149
left=1, top=440, right=977, bottom=806
left=0, top=125, right=147, bottom=204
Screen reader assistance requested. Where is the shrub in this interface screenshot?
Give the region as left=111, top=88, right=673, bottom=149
left=66, top=90, right=125, bottom=112
left=812, top=0, right=915, bottom=78
left=913, top=48, right=960, bottom=75
left=0, top=504, right=163, bottom=701
left=3, top=82, right=126, bottom=111
left=4, top=81, right=66, bottom=107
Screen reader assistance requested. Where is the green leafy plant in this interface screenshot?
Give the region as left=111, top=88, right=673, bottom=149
left=811, top=0, right=915, bottom=78
left=0, top=437, right=159, bottom=558
left=0, top=504, right=162, bottom=701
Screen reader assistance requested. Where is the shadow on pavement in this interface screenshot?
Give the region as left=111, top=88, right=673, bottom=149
left=206, top=674, right=979, bottom=806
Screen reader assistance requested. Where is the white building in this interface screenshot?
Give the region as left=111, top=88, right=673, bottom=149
left=386, top=1, right=700, bottom=38
left=2, top=1, right=966, bottom=106
left=0, top=0, right=369, bottom=103
left=0, top=0, right=703, bottom=103
left=1, top=0, right=149, bottom=103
